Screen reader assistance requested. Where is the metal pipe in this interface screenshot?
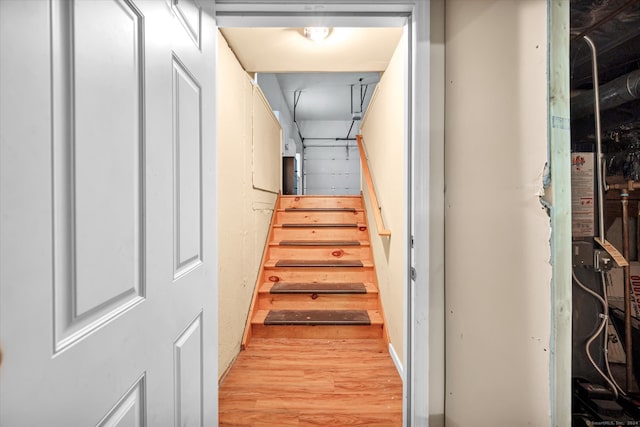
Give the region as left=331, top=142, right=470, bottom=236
left=608, top=181, right=640, bottom=190
left=582, top=34, right=636, bottom=392
left=621, top=192, right=635, bottom=392
left=583, top=36, right=606, bottom=241
left=345, top=120, right=355, bottom=139
left=350, top=84, right=354, bottom=115
left=293, top=90, right=305, bottom=146
left=571, top=68, right=640, bottom=119
left=293, top=90, right=301, bottom=123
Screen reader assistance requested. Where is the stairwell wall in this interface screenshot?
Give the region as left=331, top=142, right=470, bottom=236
left=217, top=32, right=279, bottom=378
left=360, top=30, right=407, bottom=366
left=255, top=73, right=302, bottom=155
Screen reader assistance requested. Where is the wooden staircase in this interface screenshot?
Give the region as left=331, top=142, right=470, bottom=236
left=241, top=194, right=389, bottom=348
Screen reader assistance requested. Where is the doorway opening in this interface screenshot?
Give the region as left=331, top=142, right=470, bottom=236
left=214, top=2, right=436, bottom=425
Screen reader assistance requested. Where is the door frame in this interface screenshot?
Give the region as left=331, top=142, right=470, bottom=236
left=547, top=1, right=572, bottom=425
left=214, top=1, right=443, bottom=425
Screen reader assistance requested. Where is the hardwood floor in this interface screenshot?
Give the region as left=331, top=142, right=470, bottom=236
left=218, top=338, right=403, bottom=426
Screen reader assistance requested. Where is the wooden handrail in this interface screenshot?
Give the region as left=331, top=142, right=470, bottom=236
left=356, top=134, right=391, bottom=237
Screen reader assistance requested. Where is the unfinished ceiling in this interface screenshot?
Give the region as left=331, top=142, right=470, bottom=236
left=272, top=72, right=379, bottom=121
left=570, top=0, right=640, bottom=145
left=219, top=27, right=403, bottom=73
left=571, top=0, right=640, bottom=90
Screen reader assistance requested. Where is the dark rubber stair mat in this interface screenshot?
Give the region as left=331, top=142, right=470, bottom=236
left=264, top=310, right=371, bottom=326
left=281, top=223, right=358, bottom=228
left=284, top=208, right=357, bottom=212
left=274, top=260, right=363, bottom=268
left=270, top=282, right=367, bottom=294
left=278, top=240, right=361, bottom=246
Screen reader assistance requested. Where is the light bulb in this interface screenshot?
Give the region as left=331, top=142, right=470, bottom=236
left=304, top=27, right=330, bottom=43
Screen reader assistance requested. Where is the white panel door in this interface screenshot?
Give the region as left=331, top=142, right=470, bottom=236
left=304, top=145, right=361, bottom=195
left=0, top=0, right=218, bottom=425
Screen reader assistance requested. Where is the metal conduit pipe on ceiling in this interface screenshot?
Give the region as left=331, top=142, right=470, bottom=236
left=572, top=68, right=640, bottom=119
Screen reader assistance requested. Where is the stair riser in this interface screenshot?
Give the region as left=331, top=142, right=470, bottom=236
left=279, top=196, right=363, bottom=209
left=263, top=267, right=376, bottom=283
left=272, top=227, right=369, bottom=241
left=275, top=211, right=365, bottom=224
left=257, top=294, right=378, bottom=311
left=251, top=324, right=383, bottom=340
left=268, top=246, right=371, bottom=262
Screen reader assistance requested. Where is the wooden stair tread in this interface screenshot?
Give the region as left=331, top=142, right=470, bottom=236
left=283, top=207, right=358, bottom=213
left=274, top=260, right=364, bottom=268
left=276, top=240, right=362, bottom=246
left=260, top=281, right=378, bottom=294
left=253, top=309, right=383, bottom=325
left=264, top=260, right=374, bottom=268
left=281, top=223, right=359, bottom=228
left=264, top=310, right=371, bottom=326
left=269, top=282, right=368, bottom=294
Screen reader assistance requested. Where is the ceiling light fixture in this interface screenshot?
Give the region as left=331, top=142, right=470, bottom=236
left=304, top=27, right=330, bottom=43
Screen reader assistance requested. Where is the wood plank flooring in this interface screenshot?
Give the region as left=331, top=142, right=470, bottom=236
left=218, top=338, right=402, bottom=426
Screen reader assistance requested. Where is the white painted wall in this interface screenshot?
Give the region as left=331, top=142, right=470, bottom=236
left=252, top=85, right=283, bottom=193
left=217, top=32, right=278, bottom=378
left=444, top=1, right=551, bottom=424
left=255, top=73, right=303, bottom=155
left=360, top=30, right=406, bottom=365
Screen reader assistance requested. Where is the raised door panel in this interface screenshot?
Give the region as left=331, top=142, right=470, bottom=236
left=172, top=56, right=203, bottom=279
left=73, top=0, right=145, bottom=316
left=98, top=375, right=147, bottom=427
left=172, top=0, right=201, bottom=49
left=174, top=313, right=204, bottom=427
left=51, top=0, right=145, bottom=352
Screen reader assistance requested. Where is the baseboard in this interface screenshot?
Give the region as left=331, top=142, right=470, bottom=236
left=388, top=342, right=404, bottom=380
left=218, top=349, right=240, bottom=386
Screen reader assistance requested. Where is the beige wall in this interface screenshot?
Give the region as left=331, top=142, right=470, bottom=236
left=360, top=30, right=406, bottom=364
left=445, top=1, right=551, bottom=424
left=217, top=32, right=279, bottom=379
